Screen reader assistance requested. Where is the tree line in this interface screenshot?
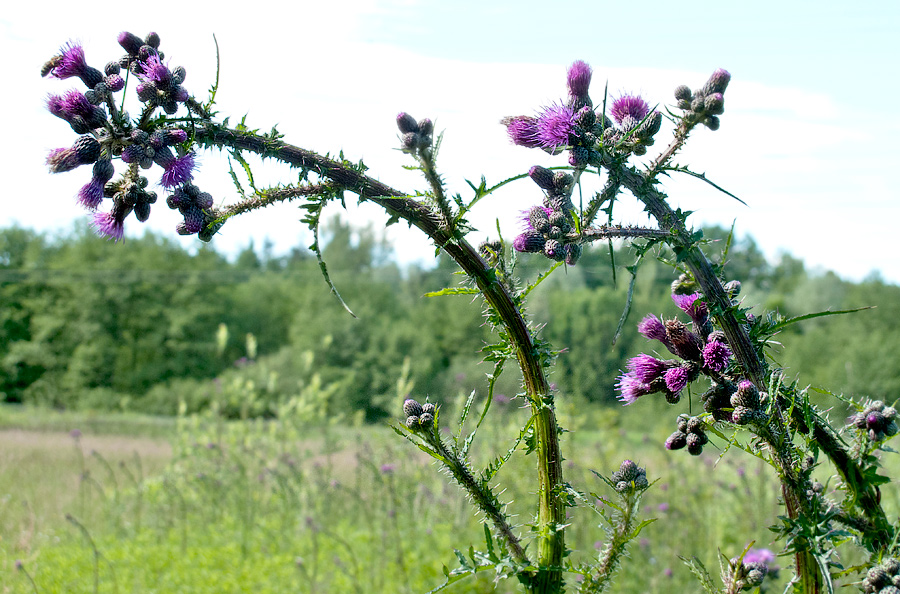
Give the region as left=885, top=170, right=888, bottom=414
left=1, top=218, right=896, bottom=419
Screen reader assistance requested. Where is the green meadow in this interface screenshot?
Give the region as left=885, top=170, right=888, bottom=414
left=3, top=401, right=894, bottom=594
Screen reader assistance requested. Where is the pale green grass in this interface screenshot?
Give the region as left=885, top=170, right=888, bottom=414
left=1, top=401, right=895, bottom=593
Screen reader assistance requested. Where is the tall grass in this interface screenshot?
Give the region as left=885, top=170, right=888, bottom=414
left=7, top=398, right=882, bottom=593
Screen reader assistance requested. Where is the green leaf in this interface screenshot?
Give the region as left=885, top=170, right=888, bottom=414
left=766, top=307, right=874, bottom=333
left=423, top=287, right=481, bottom=297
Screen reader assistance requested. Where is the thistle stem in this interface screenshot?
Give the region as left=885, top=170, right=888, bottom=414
left=193, top=123, right=568, bottom=592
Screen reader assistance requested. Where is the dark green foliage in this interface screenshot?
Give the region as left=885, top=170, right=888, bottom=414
left=1, top=221, right=898, bottom=416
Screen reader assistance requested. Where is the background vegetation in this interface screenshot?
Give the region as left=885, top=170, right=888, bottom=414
left=1, top=219, right=897, bottom=419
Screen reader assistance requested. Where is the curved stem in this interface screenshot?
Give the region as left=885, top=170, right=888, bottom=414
left=193, top=123, right=567, bottom=591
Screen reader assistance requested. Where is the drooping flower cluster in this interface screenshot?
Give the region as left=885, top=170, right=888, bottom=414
left=512, top=166, right=582, bottom=265
left=166, top=184, right=223, bottom=242
left=673, top=68, right=731, bottom=131
left=616, top=291, right=733, bottom=406
left=862, top=558, right=900, bottom=594
left=118, top=31, right=189, bottom=114
left=403, top=398, right=436, bottom=431
left=850, top=400, right=899, bottom=442
left=610, top=459, right=649, bottom=494
left=665, top=414, right=709, bottom=456
left=43, top=33, right=223, bottom=243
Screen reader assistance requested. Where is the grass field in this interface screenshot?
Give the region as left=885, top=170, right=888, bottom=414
left=0, top=401, right=895, bottom=593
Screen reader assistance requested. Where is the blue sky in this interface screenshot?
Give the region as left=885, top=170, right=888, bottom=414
left=3, top=0, right=899, bottom=282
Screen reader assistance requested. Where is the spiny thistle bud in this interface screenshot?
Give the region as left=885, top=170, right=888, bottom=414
left=422, top=402, right=436, bottom=414
left=702, top=382, right=736, bottom=422
left=552, top=171, right=574, bottom=191
left=723, top=280, right=742, bottom=298
left=396, top=113, right=418, bottom=134
left=403, top=399, right=423, bottom=418
left=674, top=85, right=692, bottom=102
left=731, top=380, right=760, bottom=409
left=528, top=206, right=552, bottom=233
left=419, top=413, right=434, bottom=428
left=702, top=69, right=731, bottom=96
left=704, top=115, right=720, bottom=131
left=528, top=166, right=555, bottom=191
left=686, top=432, right=706, bottom=456
left=665, top=431, right=687, bottom=450
left=46, top=136, right=101, bottom=173
left=707, top=330, right=726, bottom=344
left=406, top=416, right=420, bottom=429
left=611, top=460, right=648, bottom=493
left=732, top=406, right=766, bottom=426
left=117, top=31, right=144, bottom=56
left=513, top=230, right=545, bottom=253
left=664, top=319, right=702, bottom=361
left=543, top=239, right=566, bottom=261
left=704, top=93, right=725, bottom=115
left=565, top=243, right=582, bottom=266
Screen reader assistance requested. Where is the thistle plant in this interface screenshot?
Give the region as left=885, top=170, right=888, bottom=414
left=40, top=32, right=898, bottom=593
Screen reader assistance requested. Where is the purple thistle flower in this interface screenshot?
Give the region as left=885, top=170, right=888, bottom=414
left=637, top=314, right=668, bottom=342
left=664, top=366, right=689, bottom=394
left=139, top=53, right=172, bottom=88
left=160, top=152, right=196, bottom=188
left=92, top=211, right=125, bottom=241
left=610, top=95, right=650, bottom=125
left=503, top=116, right=542, bottom=148
left=46, top=136, right=101, bottom=173
left=626, top=353, right=669, bottom=384
left=566, top=60, right=592, bottom=100
left=535, top=103, right=575, bottom=151
left=702, top=340, right=732, bottom=372
left=615, top=371, right=654, bottom=405
left=51, top=42, right=87, bottom=79
left=743, top=548, right=775, bottom=567
left=77, top=159, right=114, bottom=210
left=77, top=179, right=105, bottom=209
left=672, top=292, right=708, bottom=327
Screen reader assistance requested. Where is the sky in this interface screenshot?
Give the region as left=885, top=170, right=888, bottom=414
left=3, top=0, right=899, bottom=283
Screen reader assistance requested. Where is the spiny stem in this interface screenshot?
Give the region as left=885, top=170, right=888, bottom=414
left=426, top=431, right=532, bottom=569
left=193, top=123, right=567, bottom=592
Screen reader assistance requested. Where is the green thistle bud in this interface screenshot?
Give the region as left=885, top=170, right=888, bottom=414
left=419, top=413, right=434, bottom=428
left=405, top=416, right=420, bottom=429
left=674, top=85, right=692, bottom=101
left=403, top=399, right=423, bottom=417
left=686, top=432, right=705, bottom=455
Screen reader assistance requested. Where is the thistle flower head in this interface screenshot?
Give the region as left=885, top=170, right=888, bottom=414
left=92, top=210, right=125, bottom=241
left=626, top=353, right=669, bottom=384
left=615, top=371, right=654, bottom=405
left=664, top=366, right=689, bottom=394
left=637, top=314, right=667, bottom=342
left=534, top=103, right=575, bottom=151
left=672, top=292, right=708, bottom=326
left=610, top=95, right=650, bottom=125
left=702, top=340, right=732, bottom=372
left=160, top=152, right=196, bottom=188
left=51, top=42, right=87, bottom=79
left=503, top=116, right=542, bottom=148
left=566, top=60, right=592, bottom=100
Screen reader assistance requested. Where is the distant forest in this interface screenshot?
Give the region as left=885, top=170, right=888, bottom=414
left=1, top=218, right=897, bottom=419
